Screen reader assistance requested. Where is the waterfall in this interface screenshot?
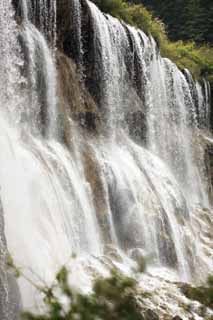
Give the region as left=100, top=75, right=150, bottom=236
left=196, top=80, right=211, bottom=129
left=0, top=0, right=25, bottom=122
left=70, top=0, right=83, bottom=76
left=22, top=23, right=58, bottom=137
left=148, top=55, right=204, bottom=205
left=30, top=0, right=57, bottom=47
left=19, top=0, right=58, bottom=137
left=87, top=1, right=130, bottom=131
left=0, top=0, right=212, bottom=314
left=86, top=0, right=210, bottom=207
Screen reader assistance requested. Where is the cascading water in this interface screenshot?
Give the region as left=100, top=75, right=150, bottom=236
left=148, top=54, right=205, bottom=205
left=87, top=1, right=131, bottom=131
left=0, top=0, right=25, bottom=123
left=19, top=0, right=58, bottom=137
left=196, top=80, right=211, bottom=129
left=0, top=0, right=212, bottom=316
left=30, top=0, right=57, bottom=47
left=0, top=0, right=102, bottom=311
left=70, top=0, right=83, bottom=76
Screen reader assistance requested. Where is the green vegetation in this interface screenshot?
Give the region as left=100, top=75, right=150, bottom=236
left=128, top=0, right=213, bottom=45
left=182, top=275, right=213, bottom=309
left=19, top=266, right=213, bottom=319
left=6, top=255, right=213, bottom=319
left=21, top=267, right=150, bottom=320
left=91, top=0, right=213, bottom=83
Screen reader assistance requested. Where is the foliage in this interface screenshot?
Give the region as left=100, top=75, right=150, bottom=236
left=91, top=0, right=213, bottom=83
left=128, top=0, right=213, bottom=45
left=91, top=0, right=132, bottom=23
left=6, top=253, right=21, bottom=278
left=21, top=267, right=149, bottom=320
left=8, top=255, right=213, bottom=319
left=182, top=275, right=213, bottom=309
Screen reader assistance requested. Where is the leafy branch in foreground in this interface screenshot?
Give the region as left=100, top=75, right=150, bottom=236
left=6, top=254, right=213, bottom=319
left=21, top=267, right=149, bottom=320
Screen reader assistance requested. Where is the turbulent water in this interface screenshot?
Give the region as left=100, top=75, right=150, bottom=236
left=0, top=0, right=212, bottom=317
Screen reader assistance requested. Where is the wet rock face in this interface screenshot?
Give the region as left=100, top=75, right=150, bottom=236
left=143, top=309, right=159, bottom=320
left=56, top=0, right=72, bottom=53
left=211, top=85, right=213, bottom=132
left=56, top=0, right=96, bottom=91
left=208, top=145, right=213, bottom=186
left=82, top=145, right=114, bottom=245
left=126, top=110, right=147, bottom=145
left=205, top=144, right=213, bottom=203
left=56, top=51, right=101, bottom=140
left=0, top=201, right=21, bottom=320
left=11, top=0, right=20, bottom=17
left=57, top=0, right=104, bottom=109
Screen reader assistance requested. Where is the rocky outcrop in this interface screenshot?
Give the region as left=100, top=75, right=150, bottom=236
left=56, top=0, right=102, bottom=106
left=57, top=51, right=101, bottom=143
left=82, top=144, right=115, bottom=245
